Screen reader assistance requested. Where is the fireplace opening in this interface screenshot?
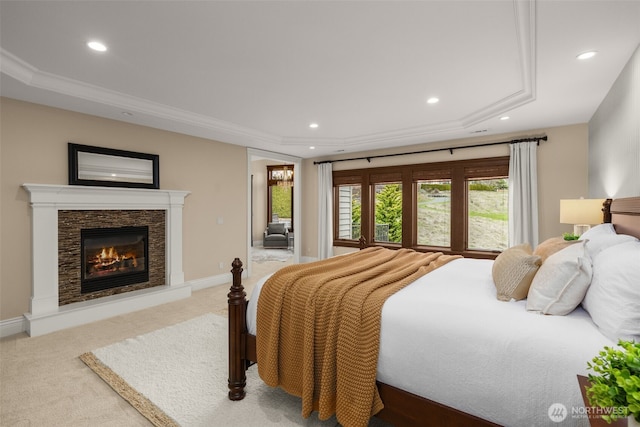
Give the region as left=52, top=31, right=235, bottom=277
left=81, top=226, right=149, bottom=294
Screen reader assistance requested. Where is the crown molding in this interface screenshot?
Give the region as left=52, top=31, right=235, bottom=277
left=460, top=0, right=536, bottom=128
left=0, top=48, right=282, bottom=146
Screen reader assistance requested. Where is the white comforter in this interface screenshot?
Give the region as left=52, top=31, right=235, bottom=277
left=247, top=258, right=614, bottom=427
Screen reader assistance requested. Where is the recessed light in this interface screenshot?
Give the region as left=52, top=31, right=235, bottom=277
left=87, top=41, right=107, bottom=52
left=309, top=123, right=319, bottom=129
left=426, top=97, right=439, bottom=104
left=577, top=51, right=597, bottom=60
left=500, top=116, right=510, bottom=121
left=309, top=146, right=315, bottom=150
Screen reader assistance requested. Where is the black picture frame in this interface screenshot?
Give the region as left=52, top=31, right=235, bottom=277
left=68, top=143, right=159, bottom=189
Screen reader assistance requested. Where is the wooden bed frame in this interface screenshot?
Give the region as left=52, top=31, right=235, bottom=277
left=227, top=197, right=640, bottom=427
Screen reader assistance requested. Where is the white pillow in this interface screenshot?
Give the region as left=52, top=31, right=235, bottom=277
left=582, top=240, right=640, bottom=342
left=578, top=223, right=639, bottom=259
left=584, top=233, right=638, bottom=259
left=579, top=223, right=616, bottom=240
left=526, top=241, right=592, bottom=315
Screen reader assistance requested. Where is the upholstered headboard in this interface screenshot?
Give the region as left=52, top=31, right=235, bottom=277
left=603, top=197, right=640, bottom=239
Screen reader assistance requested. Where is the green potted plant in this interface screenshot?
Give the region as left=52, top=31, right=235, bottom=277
left=586, top=340, right=640, bottom=425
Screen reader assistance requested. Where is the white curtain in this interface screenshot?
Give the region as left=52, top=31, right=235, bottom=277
left=317, top=162, right=334, bottom=259
left=508, top=141, right=539, bottom=247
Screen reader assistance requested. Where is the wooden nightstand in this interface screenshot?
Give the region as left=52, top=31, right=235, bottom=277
left=577, top=375, right=628, bottom=427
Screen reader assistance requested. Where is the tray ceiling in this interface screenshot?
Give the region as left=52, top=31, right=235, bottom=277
left=1, top=1, right=639, bottom=158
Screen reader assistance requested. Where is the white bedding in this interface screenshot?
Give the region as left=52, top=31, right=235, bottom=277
left=247, top=257, right=614, bottom=427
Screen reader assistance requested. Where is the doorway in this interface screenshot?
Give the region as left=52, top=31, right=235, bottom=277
left=247, top=149, right=301, bottom=278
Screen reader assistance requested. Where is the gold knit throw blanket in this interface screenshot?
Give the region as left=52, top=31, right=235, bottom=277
left=256, top=247, right=461, bottom=427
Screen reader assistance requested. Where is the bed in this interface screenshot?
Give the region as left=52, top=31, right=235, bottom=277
left=227, top=196, right=640, bottom=427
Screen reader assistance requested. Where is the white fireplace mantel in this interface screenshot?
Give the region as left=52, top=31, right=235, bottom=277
left=22, top=183, right=191, bottom=336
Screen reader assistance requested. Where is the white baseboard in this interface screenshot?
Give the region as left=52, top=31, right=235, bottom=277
left=0, top=272, right=250, bottom=338
left=0, top=316, right=27, bottom=338
left=188, top=270, right=248, bottom=292
left=25, top=284, right=192, bottom=337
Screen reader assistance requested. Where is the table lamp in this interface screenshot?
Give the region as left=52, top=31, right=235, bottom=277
left=560, top=198, right=605, bottom=236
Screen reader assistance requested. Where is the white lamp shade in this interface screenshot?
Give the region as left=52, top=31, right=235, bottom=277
left=560, top=199, right=605, bottom=225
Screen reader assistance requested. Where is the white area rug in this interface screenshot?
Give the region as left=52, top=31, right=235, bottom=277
left=251, top=247, right=293, bottom=263
left=80, top=314, right=346, bottom=427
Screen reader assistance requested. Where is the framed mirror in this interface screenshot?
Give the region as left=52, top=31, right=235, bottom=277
left=68, top=143, right=159, bottom=189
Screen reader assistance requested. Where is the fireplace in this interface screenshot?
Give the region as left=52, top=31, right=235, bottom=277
left=58, top=209, right=166, bottom=305
left=23, top=184, right=190, bottom=337
left=81, top=226, right=149, bottom=294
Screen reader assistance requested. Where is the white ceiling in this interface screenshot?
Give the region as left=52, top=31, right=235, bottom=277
left=1, top=1, right=639, bottom=159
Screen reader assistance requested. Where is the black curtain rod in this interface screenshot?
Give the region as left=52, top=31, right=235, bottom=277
left=313, top=135, right=548, bottom=165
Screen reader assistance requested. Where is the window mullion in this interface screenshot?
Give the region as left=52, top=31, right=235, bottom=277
left=362, top=174, right=372, bottom=245
left=402, top=170, right=413, bottom=248
left=450, top=166, right=466, bottom=254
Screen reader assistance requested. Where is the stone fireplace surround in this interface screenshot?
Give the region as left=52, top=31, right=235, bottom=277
left=58, top=209, right=165, bottom=304
left=22, top=184, right=191, bottom=336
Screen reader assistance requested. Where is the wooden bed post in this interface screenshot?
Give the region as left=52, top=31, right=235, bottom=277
left=603, top=198, right=613, bottom=223
left=228, top=258, right=247, bottom=400
left=359, top=235, right=368, bottom=250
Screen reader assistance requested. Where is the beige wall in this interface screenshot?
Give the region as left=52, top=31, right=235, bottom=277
left=0, top=96, right=592, bottom=321
left=300, top=124, right=590, bottom=259
left=0, top=98, right=247, bottom=320
left=301, top=158, right=319, bottom=258
left=251, top=159, right=269, bottom=243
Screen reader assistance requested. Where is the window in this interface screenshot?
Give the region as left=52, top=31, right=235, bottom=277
left=333, top=156, right=509, bottom=258
left=267, top=165, right=294, bottom=231
left=467, top=178, right=509, bottom=251
left=416, top=179, right=451, bottom=247
left=374, top=183, right=402, bottom=243
left=337, top=184, right=361, bottom=240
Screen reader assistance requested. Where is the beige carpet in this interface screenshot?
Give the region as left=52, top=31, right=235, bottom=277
left=0, top=260, right=288, bottom=427
left=1, top=258, right=389, bottom=427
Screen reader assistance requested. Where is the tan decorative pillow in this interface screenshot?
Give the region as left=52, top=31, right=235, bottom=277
left=533, top=237, right=580, bottom=262
left=492, top=244, right=542, bottom=301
